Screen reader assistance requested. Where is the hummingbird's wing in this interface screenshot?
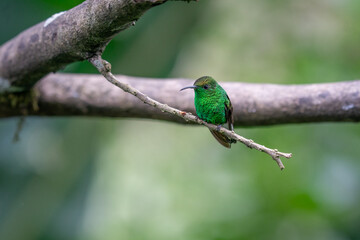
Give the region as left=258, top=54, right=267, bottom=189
left=224, top=93, right=234, bottom=131
left=208, top=93, right=235, bottom=149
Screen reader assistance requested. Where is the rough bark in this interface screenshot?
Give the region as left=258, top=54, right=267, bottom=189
left=1, top=73, right=359, bottom=126
left=0, top=0, right=193, bottom=91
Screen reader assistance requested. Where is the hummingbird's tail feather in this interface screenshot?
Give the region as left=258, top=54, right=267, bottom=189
left=209, top=129, right=233, bottom=148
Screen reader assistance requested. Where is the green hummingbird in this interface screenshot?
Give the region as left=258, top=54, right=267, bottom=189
left=180, top=76, right=235, bottom=148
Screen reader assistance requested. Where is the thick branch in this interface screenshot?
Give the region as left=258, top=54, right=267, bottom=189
left=0, top=0, right=194, bottom=91
left=0, top=73, right=359, bottom=126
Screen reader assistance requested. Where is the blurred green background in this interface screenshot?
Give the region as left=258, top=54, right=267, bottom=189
left=1, top=0, right=360, bottom=239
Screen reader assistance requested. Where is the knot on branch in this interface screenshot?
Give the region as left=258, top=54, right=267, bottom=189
left=89, top=56, right=112, bottom=74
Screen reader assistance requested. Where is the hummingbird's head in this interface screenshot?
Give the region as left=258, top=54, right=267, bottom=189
left=180, top=76, right=218, bottom=92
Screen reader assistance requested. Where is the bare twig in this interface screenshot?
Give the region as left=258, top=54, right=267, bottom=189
left=89, top=55, right=292, bottom=170
left=12, top=115, right=26, bottom=142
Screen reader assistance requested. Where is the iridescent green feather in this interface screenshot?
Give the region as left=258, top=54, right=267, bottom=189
left=192, top=76, right=235, bottom=148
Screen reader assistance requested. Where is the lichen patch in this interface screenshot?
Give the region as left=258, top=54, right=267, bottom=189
left=44, top=11, right=66, bottom=27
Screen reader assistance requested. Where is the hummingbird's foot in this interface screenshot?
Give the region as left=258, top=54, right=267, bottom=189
left=216, top=125, right=222, bottom=131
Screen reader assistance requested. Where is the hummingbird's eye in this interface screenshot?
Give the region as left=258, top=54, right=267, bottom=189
left=203, top=84, right=209, bottom=89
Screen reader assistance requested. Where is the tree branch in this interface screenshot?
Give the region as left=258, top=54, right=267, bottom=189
left=0, top=0, right=195, bottom=91
left=88, top=55, right=292, bottom=169
left=1, top=73, right=359, bottom=127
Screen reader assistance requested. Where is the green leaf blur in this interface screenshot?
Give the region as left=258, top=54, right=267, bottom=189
left=0, top=0, right=359, bottom=240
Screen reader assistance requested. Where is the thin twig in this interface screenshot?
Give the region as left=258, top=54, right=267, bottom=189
left=89, top=55, right=292, bottom=170
left=13, top=114, right=26, bottom=143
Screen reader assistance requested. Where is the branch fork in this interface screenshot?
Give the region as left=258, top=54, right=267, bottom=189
left=89, top=55, right=292, bottom=170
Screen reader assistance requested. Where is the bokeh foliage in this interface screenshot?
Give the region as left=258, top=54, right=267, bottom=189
left=0, top=0, right=360, bottom=239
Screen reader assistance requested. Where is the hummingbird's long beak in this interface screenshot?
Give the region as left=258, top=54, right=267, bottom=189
left=180, top=86, right=197, bottom=91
